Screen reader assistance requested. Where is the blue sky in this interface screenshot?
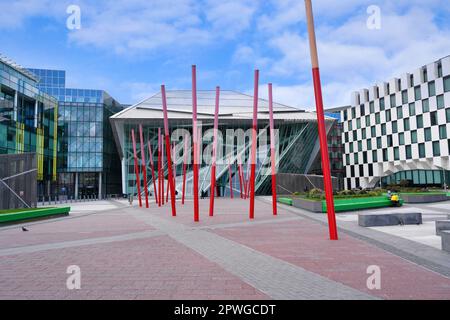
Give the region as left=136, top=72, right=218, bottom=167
left=1, top=0, right=449, bottom=109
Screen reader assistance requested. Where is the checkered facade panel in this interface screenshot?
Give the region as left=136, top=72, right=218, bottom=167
left=342, top=56, right=450, bottom=189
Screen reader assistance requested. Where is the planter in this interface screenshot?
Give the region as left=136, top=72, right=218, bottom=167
left=292, top=198, right=323, bottom=213
left=400, top=193, right=447, bottom=203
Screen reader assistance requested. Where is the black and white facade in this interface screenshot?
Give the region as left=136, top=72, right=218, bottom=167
left=342, top=56, right=450, bottom=190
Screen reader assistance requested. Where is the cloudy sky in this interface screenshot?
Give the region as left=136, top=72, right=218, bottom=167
left=1, top=0, right=449, bottom=109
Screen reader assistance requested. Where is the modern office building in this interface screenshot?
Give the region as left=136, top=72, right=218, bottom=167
left=28, top=68, right=123, bottom=199
left=341, top=55, right=450, bottom=189
left=110, top=90, right=339, bottom=197
left=0, top=55, right=58, bottom=200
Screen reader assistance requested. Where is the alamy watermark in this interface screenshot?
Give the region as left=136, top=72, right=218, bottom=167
left=366, top=5, right=381, bottom=30
left=66, top=5, right=82, bottom=30
left=66, top=265, right=81, bottom=290
left=366, top=265, right=381, bottom=290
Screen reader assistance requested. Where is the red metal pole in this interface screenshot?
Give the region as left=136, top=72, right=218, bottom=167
left=147, top=140, right=158, bottom=204
left=305, top=0, right=338, bottom=240
left=228, top=158, right=234, bottom=199
left=139, top=124, right=149, bottom=208
left=157, top=129, right=162, bottom=207
left=172, top=141, right=176, bottom=202
left=268, top=84, right=277, bottom=216
left=161, top=85, right=177, bottom=216
left=209, top=86, right=220, bottom=216
left=182, top=134, right=188, bottom=205
left=161, top=134, right=165, bottom=205
left=131, top=128, right=142, bottom=207
left=192, top=65, right=200, bottom=222
left=249, top=70, right=259, bottom=219
left=237, top=158, right=243, bottom=199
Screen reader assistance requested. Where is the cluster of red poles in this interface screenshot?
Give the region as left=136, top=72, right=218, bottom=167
left=129, top=65, right=278, bottom=222
left=129, top=0, right=338, bottom=240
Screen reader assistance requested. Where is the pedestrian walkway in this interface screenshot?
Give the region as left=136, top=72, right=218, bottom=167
left=1, top=198, right=449, bottom=300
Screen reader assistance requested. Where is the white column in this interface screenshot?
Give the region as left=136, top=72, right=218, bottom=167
left=98, top=172, right=102, bottom=200
left=34, top=100, right=38, bottom=128
left=74, top=172, right=79, bottom=200
left=121, top=157, right=127, bottom=195
left=13, top=91, right=18, bottom=121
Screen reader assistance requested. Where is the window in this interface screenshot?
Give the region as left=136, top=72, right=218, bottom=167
left=370, top=101, right=375, bottom=113
left=380, top=98, right=385, bottom=111
left=397, top=106, right=403, bottom=119
left=422, top=99, right=429, bottom=113
left=392, top=121, right=398, bottom=134
left=372, top=150, right=378, bottom=162
left=358, top=141, right=363, bottom=151
left=387, top=135, right=393, bottom=147
left=406, top=145, right=412, bottom=159
left=346, top=154, right=350, bottom=165
left=431, top=111, right=437, bottom=126
left=371, top=126, right=376, bottom=137
left=404, top=118, right=410, bottom=131
left=362, top=129, right=366, bottom=140
left=383, top=149, right=388, bottom=161
left=381, top=123, right=386, bottom=135
left=399, top=133, right=405, bottom=145
left=352, top=108, right=356, bottom=118
left=423, top=68, right=428, bottom=82
left=419, top=143, right=426, bottom=158
left=409, top=102, right=416, bottom=116
left=343, top=110, right=348, bottom=121
left=353, top=131, right=357, bottom=140
left=390, top=94, right=396, bottom=108
left=367, top=139, right=372, bottom=150
left=425, top=128, right=432, bottom=141
left=375, top=113, right=381, bottom=124
left=385, top=110, right=391, bottom=121
left=409, top=74, right=414, bottom=87
left=444, top=76, right=450, bottom=92
left=357, top=118, right=361, bottom=129
left=354, top=153, right=358, bottom=164
left=402, top=90, right=408, bottom=104
left=411, top=130, right=417, bottom=143
left=447, top=108, right=450, bottom=122
left=349, top=143, right=353, bottom=153
left=417, top=115, right=423, bottom=128
left=438, top=62, right=442, bottom=77
left=377, top=137, right=382, bottom=148
left=363, top=151, right=367, bottom=163
left=428, top=81, right=436, bottom=96
left=394, top=147, right=400, bottom=160
left=349, top=121, right=353, bottom=131
left=437, top=95, right=444, bottom=109
left=439, top=125, right=447, bottom=139
left=414, top=86, right=421, bottom=101
left=433, top=141, right=440, bottom=156
left=365, top=115, right=370, bottom=126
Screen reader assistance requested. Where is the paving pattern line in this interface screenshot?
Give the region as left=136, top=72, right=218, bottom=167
left=0, top=230, right=165, bottom=256
left=130, top=209, right=376, bottom=300
left=198, top=216, right=303, bottom=230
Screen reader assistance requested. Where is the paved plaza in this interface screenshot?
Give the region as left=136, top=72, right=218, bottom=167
left=1, top=198, right=450, bottom=300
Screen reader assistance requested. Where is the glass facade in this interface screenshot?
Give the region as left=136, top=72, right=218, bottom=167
left=0, top=58, right=58, bottom=200
left=381, top=170, right=450, bottom=188
left=28, top=68, right=123, bottom=199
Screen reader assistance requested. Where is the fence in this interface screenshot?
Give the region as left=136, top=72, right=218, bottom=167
left=0, top=153, right=37, bottom=210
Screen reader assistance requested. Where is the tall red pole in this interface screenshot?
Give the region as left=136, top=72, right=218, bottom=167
left=249, top=70, right=259, bottom=219
left=192, top=65, right=200, bottom=222
left=147, top=140, right=158, bottom=204
left=161, top=134, right=166, bottom=205
left=209, top=86, right=220, bottom=216
left=305, top=0, right=338, bottom=240
left=157, top=129, right=162, bottom=207
left=139, top=124, right=149, bottom=208
left=172, top=141, right=176, bottom=202
left=131, top=128, right=142, bottom=207
left=268, top=84, right=277, bottom=216
left=237, top=156, right=243, bottom=199
left=182, top=134, right=188, bottom=205
left=228, top=157, right=234, bottom=199
left=161, top=85, right=177, bottom=216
